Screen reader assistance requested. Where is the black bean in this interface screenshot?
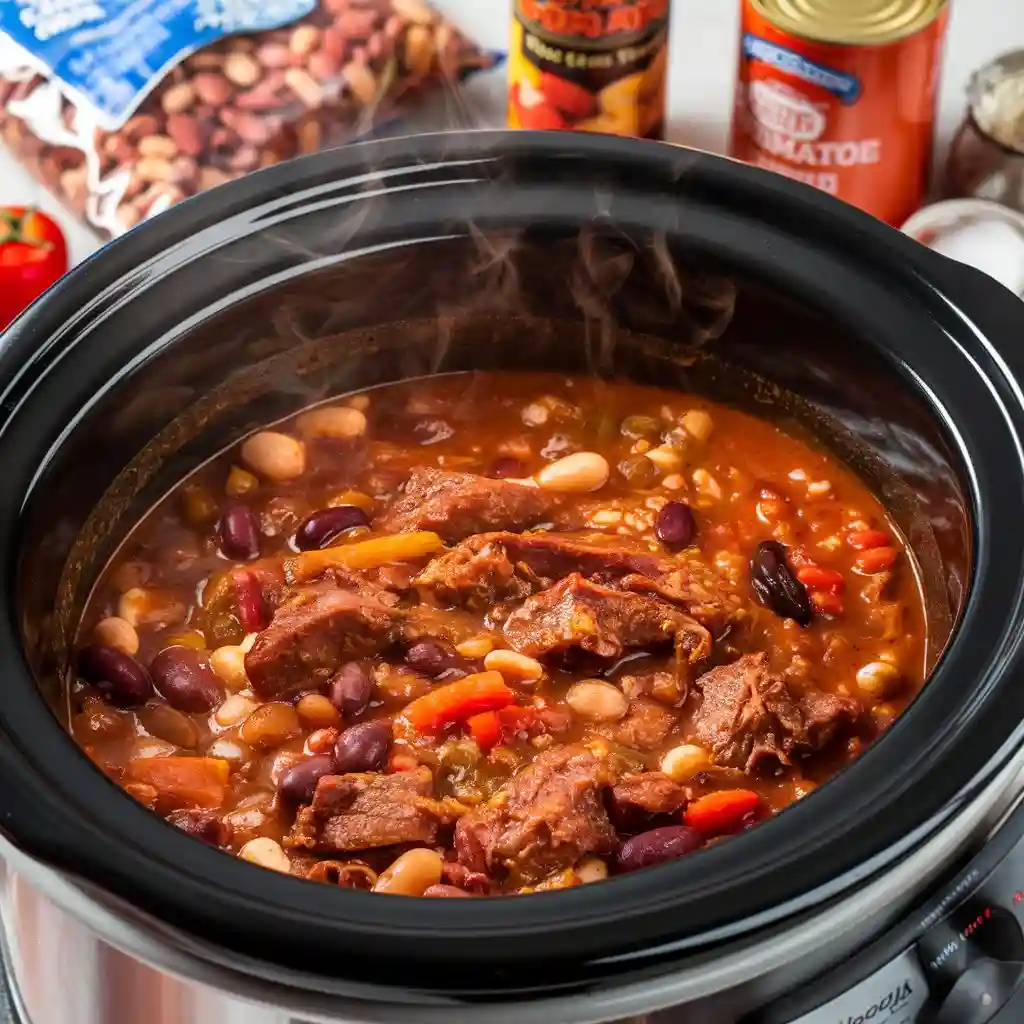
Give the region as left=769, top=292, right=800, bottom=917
left=491, top=456, right=528, bottom=479
left=150, top=646, right=224, bottom=713
left=334, top=720, right=392, bottom=773
left=616, top=826, right=704, bottom=873
left=327, top=662, right=374, bottom=718
left=77, top=644, right=153, bottom=706
left=656, top=501, right=696, bottom=551
left=750, top=540, right=812, bottom=627
left=279, top=754, right=337, bottom=807
left=405, top=639, right=463, bottom=678
left=217, top=504, right=262, bottom=560
left=294, top=506, right=370, bottom=551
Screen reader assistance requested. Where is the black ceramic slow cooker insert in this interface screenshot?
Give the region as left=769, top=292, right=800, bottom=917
left=1, top=130, right=1024, bottom=1023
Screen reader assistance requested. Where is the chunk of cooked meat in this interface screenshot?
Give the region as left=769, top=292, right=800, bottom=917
left=692, top=653, right=860, bottom=773
left=415, top=530, right=669, bottom=608
left=622, top=561, right=744, bottom=637
left=376, top=468, right=553, bottom=541
left=285, top=768, right=440, bottom=854
left=454, top=745, right=617, bottom=883
left=245, top=584, right=406, bottom=700
left=608, top=771, right=688, bottom=832
left=596, top=699, right=678, bottom=749
left=503, top=573, right=712, bottom=662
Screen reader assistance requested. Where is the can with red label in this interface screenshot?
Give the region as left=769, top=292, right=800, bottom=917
left=508, top=0, right=671, bottom=140
left=730, top=0, right=949, bottom=226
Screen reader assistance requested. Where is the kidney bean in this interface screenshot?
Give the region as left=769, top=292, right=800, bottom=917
left=491, top=456, right=529, bottom=479
left=750, top=540, right=812, bottom=627
left=656, top=501, right=696, bottom=551
left=423, top=884, right=471, bottom=897
left=294, top=505, right=370, bottom=551
left=279, top=754, right=337, bottom=807
left=77, top=644, right=153, bottom=706
left=150, top=646, right=224, bottom=713
left=327, top=662, right=374, bottom=718
left=616, top=826, right=704, bottom=873
left=334, top=720, right=391, bottom=773
left=232, top=569, right=269, bottom=632
left=218, top=504, right=262, bottom=560
left=404, top=638, right=464, bottom=678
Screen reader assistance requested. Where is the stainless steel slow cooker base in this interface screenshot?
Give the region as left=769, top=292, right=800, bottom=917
left=4, top=746, right=1024, bottom=1024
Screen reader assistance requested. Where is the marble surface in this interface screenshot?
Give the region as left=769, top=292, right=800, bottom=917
left=0, top=0, right=1021, bottom=266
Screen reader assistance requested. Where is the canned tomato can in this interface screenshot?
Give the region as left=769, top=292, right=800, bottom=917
left=730, top=0, right=949, bottom=226
left=508, top=0, right=671, bottom=139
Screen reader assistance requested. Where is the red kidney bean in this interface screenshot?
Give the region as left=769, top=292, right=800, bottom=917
left=656, top=501, right=695, bottom=551
left=750, top=540, right=812, bottom=627
left=232, top=568, right=269, bottom=632
left=327, top=662, right=373, bottom=718
left=217, top=504, right=262, bottom=560
left=423, top=884, right=471, bottom=897
left=279, top=754, right=337, bottom=807
left=150, top=646, right=224, bottom=713
left=167, top=808, right=228, bottom=845
left=616, top=826, right=704, bottom=873
left=334, top=720, right=391, bottom=773
left=294, top=505, right=370, bottom=551
left=491, top=456, right=528, bottom=479
left=77, top=644, right=153, bottom=706
left=404, top=639, right=463, bottom=678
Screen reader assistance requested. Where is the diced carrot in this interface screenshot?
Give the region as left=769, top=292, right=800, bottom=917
left=847, top=529, right=890, bottom=550
left=810, top=590, right=844, bottom=616
left=286, top=531, right=444, bottom=582
left=796, top=565, right=846, bottom=594
left=466, top=710, right=502, bottom=751
left=387, top=752, right=420, bottom=773
left=401, top=672, right=515, bottom=735
left=684, top=789, right=761, bottom=835
left=854, top=547, right=898, bottom=574
left=128, top=756, right=230, bottom=809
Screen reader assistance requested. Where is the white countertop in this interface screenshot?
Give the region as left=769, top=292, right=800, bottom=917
left=1, top=0, right=1021, bottom=266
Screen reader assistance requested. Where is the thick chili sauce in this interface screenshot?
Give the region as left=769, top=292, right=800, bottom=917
left=71, top=373, right=926, bottom=896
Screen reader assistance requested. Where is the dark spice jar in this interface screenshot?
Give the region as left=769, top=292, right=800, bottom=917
left=3, top=131, right=1024, bottom=1023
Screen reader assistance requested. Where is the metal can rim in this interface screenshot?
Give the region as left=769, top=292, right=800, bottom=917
left=748, top=0, right=948, bottom=47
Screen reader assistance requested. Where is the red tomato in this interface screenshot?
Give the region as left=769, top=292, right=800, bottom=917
left=0, top=207, right=69, bottom=330
left=537, top=72, right=598, bottom=119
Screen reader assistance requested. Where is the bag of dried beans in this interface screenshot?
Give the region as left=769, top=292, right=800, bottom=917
left=0, top=0, right=495, bottom=238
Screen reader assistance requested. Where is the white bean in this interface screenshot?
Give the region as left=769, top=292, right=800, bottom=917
left=484, top=649, right=544, bottom=682
left=295, top=406, right=367, bottom=440
left=565, top=680, right=628, bottom=721
left=856, top=661, right=902, bottom=699
left=240, top=431, right=306, bottom=481
left=660, top=743, right=710, bottom=782
left=373, top=848, right=443, bottom=896
left=645, top=444, right=683, bottom=472
left=575, top=858, right=609, bottom=884
left=209, top=645, right=250, bottom=691
left=239, top=837, right=291, bottom=873
left=536, top=452, right=610, bottom=493
left=94, top=616, right=139, bottom=655
left=214, top=694, right=257, bottom=727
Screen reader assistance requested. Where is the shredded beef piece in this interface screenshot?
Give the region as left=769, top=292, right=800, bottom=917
left=597, top=699, right=678, bottom=749
left=622, top=561, right=743, bottom=637
left=416, top=530, right=670, bottom=609
left=692, top=653, right=860, bottom=773
left=167, top=808, right=229, bottom=846
left=376, top=468, right=553, bottom=541
left=285, top=768, right=440, bottom=854
left=620, top=670, right=687, bottom=706
left=441, top=860, right=493, bottom=894
left=245, top=584, right=406, bottom=700
left=454, top=745, right=617, bottom=883
left=608, top=772, right=688, bottom=833
left=503, top=573, right=712, bottom=662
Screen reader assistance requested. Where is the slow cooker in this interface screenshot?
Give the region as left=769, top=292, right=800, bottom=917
left=2, top=130, right=1024, bottom=1024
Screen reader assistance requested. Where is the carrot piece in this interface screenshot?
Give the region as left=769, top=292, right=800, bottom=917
left=854, top=547, right=898, bottom=574
left=847, top=529, right=890, bottom=550
left=401, top=672, right=514, bottom=735
left=810, top=590, right=844, bottom=616
left=286, top=531, right=444, bottom=582
left=684, top=789, right=761, bottom=835
left=796, top=565, right=845, bottom=594
left=128, top=756, right=230, bottom=809
left=466, top=710, right=502, bottom=750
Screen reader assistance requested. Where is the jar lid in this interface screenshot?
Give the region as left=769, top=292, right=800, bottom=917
left=968, top=50, right=1024, bottom=156
left=749, top=0, right=946, bottom=46
left=903, top=199, right=1024, bottom=297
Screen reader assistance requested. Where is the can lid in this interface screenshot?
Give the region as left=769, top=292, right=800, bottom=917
left=750, top=0, right=947, bottom=46
left=902, top=199, right=1024, bottom=297
left=968, top=50, right=1024, bottom=156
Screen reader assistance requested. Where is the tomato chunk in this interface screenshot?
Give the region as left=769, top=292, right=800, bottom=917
left=128, top=756, right=230, bottom=809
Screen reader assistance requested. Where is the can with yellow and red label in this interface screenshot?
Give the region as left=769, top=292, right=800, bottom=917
left=508, top=0, right=671, bottom=139
left=731, top=0, right=949, bottom=226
